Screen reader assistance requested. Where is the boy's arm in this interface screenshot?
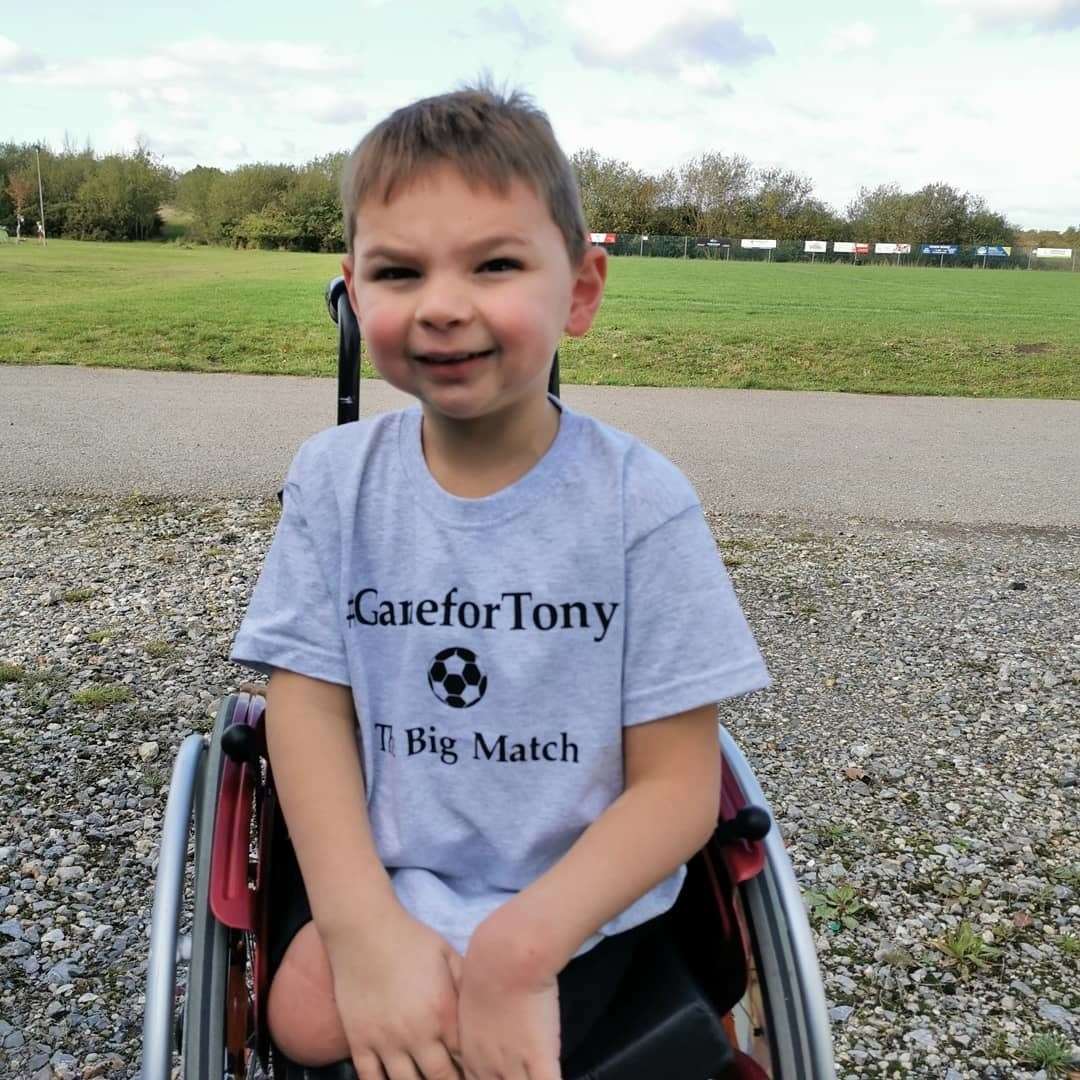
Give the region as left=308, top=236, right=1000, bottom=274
left=264, top=669, right=400, bottom=941
left=467, top=703, right=722, bottom=981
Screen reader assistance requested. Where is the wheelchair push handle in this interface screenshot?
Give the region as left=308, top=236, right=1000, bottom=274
left=327, top=275, right=362, bottom=426
left=713, top=805, right=771, bottom=846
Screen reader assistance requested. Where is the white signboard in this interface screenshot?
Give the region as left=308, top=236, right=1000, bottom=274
left=741, top=238, right=777, bottom=249
left=804, top=240, right=827, bottom=253
left=833, top=241, right=855, bottom=253
left=875, top=242, right=912, bottom=255
left=1035, top=247, right=1072, bottom=258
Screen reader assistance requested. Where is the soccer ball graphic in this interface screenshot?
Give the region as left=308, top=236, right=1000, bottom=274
left=428, top=646, right=487, bottom=709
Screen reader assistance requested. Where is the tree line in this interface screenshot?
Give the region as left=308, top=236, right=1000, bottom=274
left=2, top=139, right=1076, bottom=250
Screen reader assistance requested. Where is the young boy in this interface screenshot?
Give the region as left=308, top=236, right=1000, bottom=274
left=231, top=84, right=770, bottom=1080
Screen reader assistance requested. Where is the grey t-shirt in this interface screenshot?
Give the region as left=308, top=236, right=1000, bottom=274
left=231, top=397, right=770, bottom=958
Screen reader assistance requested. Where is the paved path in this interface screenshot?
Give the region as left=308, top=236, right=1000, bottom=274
left=2, top=365, right=1077, bottom=527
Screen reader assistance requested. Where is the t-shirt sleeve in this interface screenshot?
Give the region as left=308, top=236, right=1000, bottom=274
left=229, top=476, right=350, bottom=686
left=622, top=505, right=770, bottom=727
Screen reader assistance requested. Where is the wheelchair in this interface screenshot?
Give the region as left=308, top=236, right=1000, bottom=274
left=141, top=279, right=836, bottom=1080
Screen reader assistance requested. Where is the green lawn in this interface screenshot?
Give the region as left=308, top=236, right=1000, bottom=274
left=2, top=239, right=1078, bottom=397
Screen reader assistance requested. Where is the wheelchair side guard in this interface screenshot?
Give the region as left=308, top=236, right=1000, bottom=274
left=209, top=692, right=267, bottom=930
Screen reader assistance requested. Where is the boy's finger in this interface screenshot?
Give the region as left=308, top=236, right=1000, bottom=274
left=445, top=949, right=464, bottom=992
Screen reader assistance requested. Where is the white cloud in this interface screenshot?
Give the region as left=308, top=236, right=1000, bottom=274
left=105, top=117, right=144, bottom=152
left=279, top=87, right=368, bottom=125
left=0, top=34, right=45, bottom=74
left=932, top=0, right=1080, bottom=31
left=160, top=37, right=354, bottom=74
left=148, top=136, right=198, bottom=159
left=477, top=3, right=548, bottom=48
left=826, top=21, right=878, bottom=50
left=160, top=86, right=192, bottom=107
left=32, top=37, right=353, bottom=90
left=217, top=135, right=248, bottom=159
left=679, top=64, right=735, bottom=97
left=16, top=36, right=363, bottom=139
left=566, top=0, right=773, bottom=90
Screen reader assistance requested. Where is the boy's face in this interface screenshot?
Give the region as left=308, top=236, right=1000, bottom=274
left=342, top=163, right=605, bottom=425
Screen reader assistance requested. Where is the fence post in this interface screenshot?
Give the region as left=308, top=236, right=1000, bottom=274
left=684, top=235, right=688, bottom=258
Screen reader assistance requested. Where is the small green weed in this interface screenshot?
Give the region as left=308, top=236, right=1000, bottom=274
left=930, top=921, right=1002, bottom=976
left=804, top=884, right=868, bottom=931
left=118, top=492, right=171, bottom=514
left=62, top=587, right=95, bottom=602
left=20, top=684, right=53, bottom=715
left=86, top=629, right=113, bottom=643
left=719, top=537, right=760, bottom=552
left=252, top=498, right=282, bottom=527
left=144, top=640, right=176, bottom=659
left=1019, top=1032, right=1073, bottom=1074
left=1052, top=864, right=1080, bottom=888
left=15, top=667, right=64, bottom=712
left=71, top=685, right=134, bottom=708
left=0, top=662, right=26, bottom=683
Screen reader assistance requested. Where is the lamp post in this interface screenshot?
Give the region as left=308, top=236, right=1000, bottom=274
left=35, top=145, right=47, bottom=245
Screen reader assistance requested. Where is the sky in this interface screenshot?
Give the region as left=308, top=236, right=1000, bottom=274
left=2, top=0, right=1079, bottom=230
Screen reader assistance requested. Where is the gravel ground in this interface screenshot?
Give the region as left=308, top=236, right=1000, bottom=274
left=0, top=493, right=1077, bottom=1080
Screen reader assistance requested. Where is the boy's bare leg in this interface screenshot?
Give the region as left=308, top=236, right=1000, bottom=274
left=267, top=921, right=352, bottom=1065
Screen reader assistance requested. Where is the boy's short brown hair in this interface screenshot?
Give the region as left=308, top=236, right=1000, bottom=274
left=340, top=83, right=588, bottom=266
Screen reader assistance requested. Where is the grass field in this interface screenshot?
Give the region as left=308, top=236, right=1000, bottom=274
left=2, top=239, right=1078, bottom=397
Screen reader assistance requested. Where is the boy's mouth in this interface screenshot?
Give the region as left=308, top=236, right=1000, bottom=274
left=414, top=349, right=495, bottom=366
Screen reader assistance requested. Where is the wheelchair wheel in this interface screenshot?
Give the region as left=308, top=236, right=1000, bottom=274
left=181, top=694, right=258, bottom=1079
left=719, top=726, right=836, bottom=1079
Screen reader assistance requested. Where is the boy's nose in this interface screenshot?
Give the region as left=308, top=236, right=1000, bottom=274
left=415, top=279, right=473, bottom=329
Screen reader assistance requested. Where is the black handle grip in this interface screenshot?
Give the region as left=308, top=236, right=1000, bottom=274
left=713, top=805, right=771, bottom=846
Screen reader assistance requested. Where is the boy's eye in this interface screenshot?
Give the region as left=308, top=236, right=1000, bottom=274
left=479, top=258, right=522, bottom=273
left=372, top=266, right=418, bottom=281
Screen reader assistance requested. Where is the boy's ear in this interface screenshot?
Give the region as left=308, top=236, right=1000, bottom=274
left=341, top=253, right=359, bottom=318
left=564, top=245, right=607, bottom=338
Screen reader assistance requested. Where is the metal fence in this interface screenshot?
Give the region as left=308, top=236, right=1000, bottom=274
left=597, top=235, right=1077, bottom=270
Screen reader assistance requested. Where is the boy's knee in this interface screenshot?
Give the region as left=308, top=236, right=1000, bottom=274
left=268, top=922, right=349, bottom=1065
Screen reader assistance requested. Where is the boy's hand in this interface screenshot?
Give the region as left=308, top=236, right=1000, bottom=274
left=458, top=923, right=562, bottom=1080
left=324, top=904, right=466, bottom=1080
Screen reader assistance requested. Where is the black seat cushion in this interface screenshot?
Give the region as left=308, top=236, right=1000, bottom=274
left=562, top=915, right=734, bottom=1080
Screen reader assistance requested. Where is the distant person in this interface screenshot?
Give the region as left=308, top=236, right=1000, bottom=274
left=36, top=220, right=45, bottom=245
left=231, top=82, right=770, bottom=1080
